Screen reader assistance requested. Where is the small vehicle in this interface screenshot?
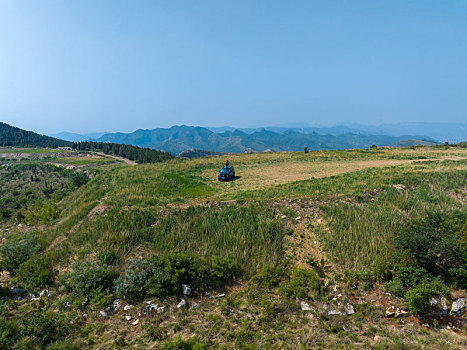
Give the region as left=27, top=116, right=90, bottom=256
left=218, top=165, right=235, bottom=181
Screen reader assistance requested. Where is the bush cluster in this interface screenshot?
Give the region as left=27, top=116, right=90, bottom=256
left=395, top=211, right=467, bottom=288
left=0, top=236, right=41, bottom=274
left=0, top=318, right=20, bottom=349
left=405, top=278, right=448, bottom=315
left=70, top=261, right=116, bottom=298
left=251, top=265, right=285, bottom=287
left=115, top=253, right=239, bottom=299
left=18, top=254, right=54, bottom=289
left=279, top=267, right=321, bottom=299
left=19, top=311, right=68, bottom=348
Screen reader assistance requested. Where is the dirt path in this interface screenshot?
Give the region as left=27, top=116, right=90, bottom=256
left=205, top=156, right=467, bottom=198
left=89, top=152, right=137, bottom=166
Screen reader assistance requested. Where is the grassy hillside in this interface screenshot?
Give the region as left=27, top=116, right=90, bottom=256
left=0, top=146, right=466, bottom=349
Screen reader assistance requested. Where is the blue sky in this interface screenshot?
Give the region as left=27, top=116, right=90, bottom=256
left=1, top=0, right=467, bottom=134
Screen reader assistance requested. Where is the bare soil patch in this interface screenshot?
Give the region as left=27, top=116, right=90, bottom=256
left=204, top=156, right=467, bottom=198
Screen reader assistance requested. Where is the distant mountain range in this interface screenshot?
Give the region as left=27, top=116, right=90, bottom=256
left=208, top=122, right=467, bottom=142
left=50, top=131, right=107, bottom=142
left=58, top=125, right=438, bottom=155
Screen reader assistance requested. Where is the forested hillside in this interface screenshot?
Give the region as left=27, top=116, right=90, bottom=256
left=0, top=122, right=72, bottom=148
left=73, top=141, right=173, bottom=163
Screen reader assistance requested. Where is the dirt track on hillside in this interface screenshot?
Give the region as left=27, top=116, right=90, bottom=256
left=89, top=152, right=137, bottom=165
left=206, top=156, right=467, bottom=196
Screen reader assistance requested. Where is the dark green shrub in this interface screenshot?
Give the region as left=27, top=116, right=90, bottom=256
left=384, top=279, right=405, bottom=298
left=279, top=267, right=320, bottom=299
left=449, top=267, right=467, bottom=289
left=97, top=249, right=118, bottom=266
left=373, top=254, right=392, bottom=283
left=146, top=252, right=209, bottom=296
left=160, top=252, right=209, bottom=286
left=145, top=268, right=174, bottom=296
left=114, top=258, right=152, bottom=299
left=394, top=266, right=432, bottom=288
left=405, top=278, right=448, bottom=315
left=20, top=311, right=67, bottom=347
left=18, top=254, right=54, bottom=288
left=0, top=318, right=20, bottom=350
left=0, top=236, right=40, bottom=274
left=396, top=211, right=467, bottom=281
left=40, top=201, right=59, bottom=223
left=70, top=172, right=89, bottom=188
left=398, top=249, right=418, bottom=268
left=70, top=261, right=116, bottom=298
left=0, top=207, right=11, bottom=222
left=251, top=265, right=285, bottom=287
left=209, top=256, right=238, bottom=283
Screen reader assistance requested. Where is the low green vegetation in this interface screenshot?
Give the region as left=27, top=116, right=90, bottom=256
left=0, top=147, right=466, bottom=348
left=0, top=163, right=89, bottom=227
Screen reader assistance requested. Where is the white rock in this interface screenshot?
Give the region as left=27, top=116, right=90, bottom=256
left=125, top=315, right=132, bottom=321
left=157, top=306, right=165, bottom=314
left=328, top=309, right=343, bottom=316
left=295, top=216, right=301, bottom=220
left=300, top=301, right=312, bottom=311
left=441, top=296, right=449, bottom=312
left=182, top=284, right=192, bottom=296
left=100, top=310, right=108, bottom=317
left=123, top=305, right=134, bottom=311
left=177, top=300, right=187, bottom=308
left=131, top=319, right=139, bottom=326
left=344, top=304, right=355, bottom=315
left=451, top=298, right=466, bottom=316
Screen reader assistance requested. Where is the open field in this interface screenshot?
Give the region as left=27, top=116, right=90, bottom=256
left=0, top=146, right=466, bottom=349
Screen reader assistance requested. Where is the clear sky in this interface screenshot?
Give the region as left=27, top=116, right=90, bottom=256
left=1, top=0, right=467, bottom=134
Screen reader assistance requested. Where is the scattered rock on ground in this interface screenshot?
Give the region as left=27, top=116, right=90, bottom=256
left=328, top=309, right=343, bottom=316
left=182, top=284, right=192, bottom=296
left=300, top=301, right=312, bottom=311
left=125, top=315, right=132, bottom=321
left=124, top=305, right=134, bottom=311
left=451, top=298, right=466, bottom=316
left=344, top=304, right=355, bottom=315
left=100, top=310, right=108, bottom=317
left=157, top=306, right=165, bottom=314
left=177, top=300, right=187, bottom=308
left=131, top=319, right=139, bottom=326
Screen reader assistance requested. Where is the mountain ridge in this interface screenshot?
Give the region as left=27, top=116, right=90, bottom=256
left=92, top=125, right=439, bottom=155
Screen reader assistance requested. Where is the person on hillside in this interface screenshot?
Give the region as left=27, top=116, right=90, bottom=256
left=225, top=160, right=230, bottom=167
